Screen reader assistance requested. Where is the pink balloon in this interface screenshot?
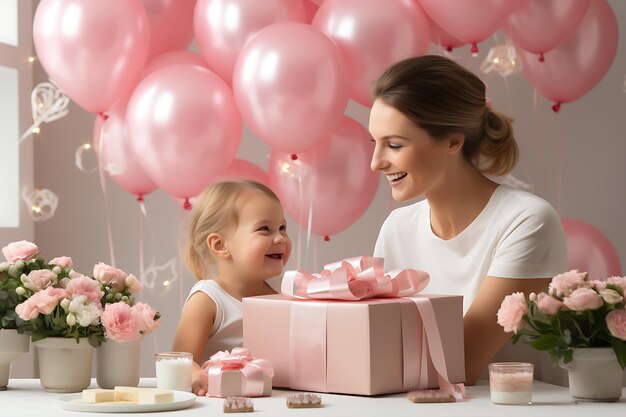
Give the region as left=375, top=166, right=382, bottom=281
left=142, top=51, right=208, bottom=78
left=303, top=1, right=320, bottom=23
left=222, top=159, right=270, bottom=186
left=562, top=219, right=622, bottom=278
left=143, top=0, right=196, bottom=59
left=313, top=0, right=430, bottom=106
left=126, top=65, right=242, bottom=200
left=93, top=109, right=158, bottom=198
left=419, top=0, right=516, bottom=53
left=268, top=117, right=378, bottom=238
left=518, top=0, right=617, bottom=110
left=33, top=0, right=150, bottom=114
left=427, top=15, right=464, bottom=52
left=194, top=0, right=306, bottom=85
left=233, top=22, right=349, bottom=154
left=506, top=0, right=591, bottom=61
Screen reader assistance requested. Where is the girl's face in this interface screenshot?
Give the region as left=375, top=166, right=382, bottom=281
left=225, top=190, right=292, bottom=281
left=368, top=99, right=451, bottom=201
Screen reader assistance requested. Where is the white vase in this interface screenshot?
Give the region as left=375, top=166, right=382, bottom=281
left=561, top=347, right=623, bottom=402
left=33, top=337, right=94, bottom=393
left=96, top=338, right=142, bottom=389
left=0, top=329, right=30, bottom=390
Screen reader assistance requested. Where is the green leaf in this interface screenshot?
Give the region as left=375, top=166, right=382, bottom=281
left=31, top=328, right=50, bottom=342
left=530, top=333, right=560, bottom=351
left=610, top=338, right=626, bottom=369
left=0, top=291, right=8, bottom=301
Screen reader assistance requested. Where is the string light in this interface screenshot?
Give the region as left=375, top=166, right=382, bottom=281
left=32, top=127, right=40, bottom=134
left=28, top=56, right=36, bottom=63
left=22, top=187, right=59, bottom=222
left=19, top=81, right=70, bottom=143
left=163, top=280, right=170, bottom=287
left=75, top=142, right=99, bottom=173
left=480, top=43, right=522, bottom=77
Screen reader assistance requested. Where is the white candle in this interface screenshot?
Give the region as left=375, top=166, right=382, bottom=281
left=155, top=352, right=193, bottom=392
left=489, top=362, right=533, bottom=405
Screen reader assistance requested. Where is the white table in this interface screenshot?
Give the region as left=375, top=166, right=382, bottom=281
left=3, top=378, right=625, bottom=416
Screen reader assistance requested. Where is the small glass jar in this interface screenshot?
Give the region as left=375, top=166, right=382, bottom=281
left=155, top=352, right=193, bottom=391
left=489, top=362, right=533, bottom=405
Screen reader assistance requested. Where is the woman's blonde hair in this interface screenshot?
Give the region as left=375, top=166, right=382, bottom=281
left=184, top=180, right=280, bottom=280
left=371, top=55, right=518, bottom=176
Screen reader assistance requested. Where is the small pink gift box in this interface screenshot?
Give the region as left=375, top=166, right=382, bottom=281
left=200, top=348, right=273, bottom=398
left=243, top=256, right=465, bottom=396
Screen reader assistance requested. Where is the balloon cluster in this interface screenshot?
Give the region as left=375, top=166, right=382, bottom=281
left=31, top=0, right=619, bottom=238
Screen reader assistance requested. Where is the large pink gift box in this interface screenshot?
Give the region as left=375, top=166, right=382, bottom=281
left=243, top=293, right=465, bottom=396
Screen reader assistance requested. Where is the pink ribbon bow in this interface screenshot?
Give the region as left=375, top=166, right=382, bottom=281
left=202, top=347, right=274, bottom=397
left=281, top=256, right=430, bottom=300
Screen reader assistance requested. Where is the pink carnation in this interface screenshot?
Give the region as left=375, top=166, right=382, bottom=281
left=15, top=287, right=67, bottom=320
left=49, top=256, right=73, bottom=268
left=2, top=240, right=39, bottom=263
left=606, top=309, right=626, bottom=341
left=65, top=275, right=103, bottom=306
left=606, top=276, right=626, bottom=292
left=93, top=262, right=127, bottom=291
left=563, top=287, right=604, bottom=311
left=497, top=292, right=528, bottom=333
left=125, top=274, right=141, bottom=294
left=101, top=302, right=143, bottom=342
left=535, top=292, right=565, bottom=315
left=548, top=270, right=588, bottom=297
left=21, top=269, right=58, bottom=292
left=133, top=302, right=160, bottom=334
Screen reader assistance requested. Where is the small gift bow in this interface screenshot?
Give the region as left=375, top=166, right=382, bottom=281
left=281, top=256, right=430, bottom=300
left=202, top=348, right=274, bottom=397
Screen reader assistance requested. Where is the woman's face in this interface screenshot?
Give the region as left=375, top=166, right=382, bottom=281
left=368, top=99, right=451, bottom=201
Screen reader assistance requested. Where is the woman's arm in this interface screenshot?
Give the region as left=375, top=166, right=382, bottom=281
left=463, top=276, right=550, bottom=385
left=171, top=292, right=216, bottom=395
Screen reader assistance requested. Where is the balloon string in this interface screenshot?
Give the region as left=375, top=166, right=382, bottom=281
left=138, top=197, right=147, bottom=293
left=97, top=120, right=116, bottom=267
left=305, top=198, right=313, bottom=268
left=556, top=112, right=565, bottom=217
left=296, top=176, right=303, bottom=269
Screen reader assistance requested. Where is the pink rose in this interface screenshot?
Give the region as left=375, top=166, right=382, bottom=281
left=606, top=309, right=626, bottom=341
left=599, top=289, right=623, bottom=305
left=49, top=256, right=73, bottom=268
left=591, top=280, right=607, bottom=291
left=535, top=292, right=565, bottom=315
left=65, top=275, right=103, bottom=305
left=15, top=287, right=66, bottom=320
left=606, top=276, right=626, bottom=292
left=93, top=262, right=127, bottom=291
left=497, top=292, right=528, bottom=333
left=21, top=269, right=58, bottom=292
left=2, top=240, right=39, bottom=263
left=101, top=302, right=143, bottom=342
left=548, top=270, right=588, bottom=297
left=133, top=302, right=160, bottom=334
left=125, top=274, right=141, bottom=294
left=563, top=287, right=604, bottom=311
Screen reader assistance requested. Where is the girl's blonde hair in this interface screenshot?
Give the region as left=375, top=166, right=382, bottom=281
left=184, top=180, right=280, bottom=280
left=371, top=55, right=518, bottom=176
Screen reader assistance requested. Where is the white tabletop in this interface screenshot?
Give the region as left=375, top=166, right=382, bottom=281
left=3, top=378, right=625, bottom=416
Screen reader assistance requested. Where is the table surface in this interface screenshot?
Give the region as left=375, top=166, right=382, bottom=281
left=3, top=378, right=625, bottom=416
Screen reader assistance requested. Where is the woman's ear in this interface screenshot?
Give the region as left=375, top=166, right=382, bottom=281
left=207, top=233, right=229, bottom=259
left=446, top=133, right=465, bottom=155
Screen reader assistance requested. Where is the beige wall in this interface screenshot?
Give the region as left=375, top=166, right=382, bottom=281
left=6, top=0, right=626, bottom=382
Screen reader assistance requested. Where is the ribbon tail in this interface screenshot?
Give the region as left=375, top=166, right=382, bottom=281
left=413, top=298, right=466, bottom=400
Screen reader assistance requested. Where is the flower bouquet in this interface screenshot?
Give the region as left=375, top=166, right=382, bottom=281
left=497, top=270, right=626, bottom=401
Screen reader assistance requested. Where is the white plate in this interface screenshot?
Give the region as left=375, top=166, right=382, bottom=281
left=58, top=391, right=197, bottom=413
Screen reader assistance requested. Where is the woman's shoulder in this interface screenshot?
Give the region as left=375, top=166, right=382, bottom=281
left=494, top=185, right=558, bottom=217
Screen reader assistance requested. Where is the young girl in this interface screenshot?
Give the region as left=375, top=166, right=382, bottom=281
left=171, top=180, right=292, bottom=395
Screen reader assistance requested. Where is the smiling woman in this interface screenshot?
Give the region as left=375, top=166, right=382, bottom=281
left=368, top=55, right=567, bottom=385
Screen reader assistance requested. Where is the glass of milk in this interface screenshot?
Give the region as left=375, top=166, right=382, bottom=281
left=489, top=362, right=533, bottom=405
left=155, top=352, right=193, bottom=391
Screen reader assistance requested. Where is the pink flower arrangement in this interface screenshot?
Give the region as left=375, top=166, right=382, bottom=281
left=1, top=239, right=161, bottom=346
left=498, top=270, right=626, bottom=368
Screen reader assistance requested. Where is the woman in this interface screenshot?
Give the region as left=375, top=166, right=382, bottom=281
left=369, top=55, right=567, bottom=385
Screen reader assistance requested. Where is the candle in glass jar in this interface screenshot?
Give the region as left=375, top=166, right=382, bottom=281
left=155, top=352, right=193, bottom=391
left=489, top=362, right=533, bottom=405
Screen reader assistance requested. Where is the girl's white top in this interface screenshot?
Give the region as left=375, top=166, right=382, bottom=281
left=374, top=185, right=567, bottom=314
left=185, top=279, right=243, bottom=362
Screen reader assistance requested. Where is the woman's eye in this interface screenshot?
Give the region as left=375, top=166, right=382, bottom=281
left=388, top=143, right=402, bottom=150
left=279, top=225, right=287, bottom=232
left=257, top=226, right=270, bottom=232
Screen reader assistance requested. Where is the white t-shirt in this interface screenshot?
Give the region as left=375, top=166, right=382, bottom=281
left=374, top=185, right=567, bottom=314
left=186, top=280, right=243, bottom=362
